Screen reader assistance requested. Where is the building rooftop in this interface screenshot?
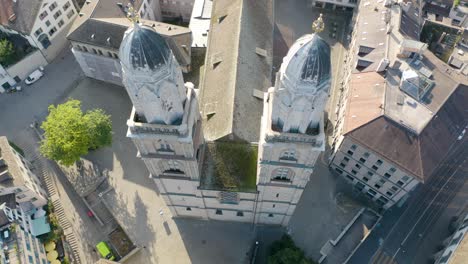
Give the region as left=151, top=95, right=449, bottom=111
left=67, top=0, right=191, bottom=67
left=341, top=2, right=468, bottom=182
left=0, top=137, right=26, bottom=188
left=351, top=0, right=388, bottom=73
left=30, top=215, right=51, bottom=236
left=199, top=0, right=273, bottom=142
left=423, top=0, right=453, bottom=17
left=189, top=0, right=212, bottom=48
left=0, top=193, right=16, bottom=210
left=0, top=0, right=42, bottom=34
left=200, top=142, right=257, bottom=192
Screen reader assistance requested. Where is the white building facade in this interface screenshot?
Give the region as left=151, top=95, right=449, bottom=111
left=120, top=22, right=331, bottom=225
left=0, top=0, right=78, bottom=61
left=0, top=65, right=16, bottom=93
left=256, top=34, right=331, bottom=225
left=0, top=137, right=50, bottom=237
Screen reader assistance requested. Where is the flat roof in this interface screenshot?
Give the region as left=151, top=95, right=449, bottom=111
left=200, top=142, right=257, bottom=192
left=189, top=0, right=212, bottom=48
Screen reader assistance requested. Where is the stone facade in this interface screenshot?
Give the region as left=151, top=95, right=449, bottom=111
left=255, top=34, right=331, bottom=225
left=330, top=138, right=419, bottom=209
left=120, top=23, right=331, bottom=226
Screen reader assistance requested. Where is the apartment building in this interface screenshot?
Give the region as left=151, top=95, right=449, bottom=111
left=0, top=217, right=49, bottom=264
left=422, top=0, right=468, bottom=28
left=0, top=65, right=16, bottom=93
left=67, top=0, right=191, bottom=86
left=330, top=0, right=468, bottom=209
left=0, top=137, right=50, bottom=237
left=434, top=212, right=468, bottom=264
left=0, top=0, right=78, bottom=62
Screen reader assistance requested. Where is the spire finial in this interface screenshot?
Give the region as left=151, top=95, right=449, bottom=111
left=126, top=5, right=140, bottom=26
left=312, top=13, right=325, bottom=33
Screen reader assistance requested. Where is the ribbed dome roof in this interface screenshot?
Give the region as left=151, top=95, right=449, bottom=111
left=119, top=24, right=171, bottom=72
left=281, top=34, right=331, bottom=90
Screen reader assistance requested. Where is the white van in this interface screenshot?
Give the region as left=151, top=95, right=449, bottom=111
left=25, top=67, right=44, bottom=85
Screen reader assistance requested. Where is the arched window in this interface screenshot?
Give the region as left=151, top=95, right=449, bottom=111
left=272, top=167, right=293, bottom=182
left=37, top=33, right=51, bottom=49
left=165, top=160, right=184, bottom=174
left=280, top=150, right=296, bottom=161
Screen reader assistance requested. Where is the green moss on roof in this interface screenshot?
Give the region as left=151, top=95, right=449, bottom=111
left=201, top=142, right=257, bottom=192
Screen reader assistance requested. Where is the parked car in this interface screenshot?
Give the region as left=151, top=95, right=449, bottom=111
left=25, top=67, right=44, bottom=85
left=96, top=241, right=115, bottom=261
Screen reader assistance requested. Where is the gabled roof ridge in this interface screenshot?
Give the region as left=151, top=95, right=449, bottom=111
left=230, top=0, right=245, bottom=137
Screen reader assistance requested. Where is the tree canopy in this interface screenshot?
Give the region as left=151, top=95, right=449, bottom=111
left=40, top=99, right=112, bottom=166
left=0, top=39, right=15, bottom=66
left=267, top=235, right=316, bottom=264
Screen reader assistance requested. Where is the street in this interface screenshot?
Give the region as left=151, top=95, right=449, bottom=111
left=0, top=48, right=83, bottom=138
left=378, top=138, right=468, bottom=264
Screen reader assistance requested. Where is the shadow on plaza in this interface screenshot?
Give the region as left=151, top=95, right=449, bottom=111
left=172, top=218, right=282, bottom=264
left=65, top=78, right=155, bottom=190
left=106, top=190, right=158, bottom=259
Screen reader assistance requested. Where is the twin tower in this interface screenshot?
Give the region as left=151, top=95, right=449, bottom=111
left=119, top=21, right=331, bottom=226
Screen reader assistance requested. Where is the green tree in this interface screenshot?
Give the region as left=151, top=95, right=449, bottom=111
left=267, top=235, right=316, bottom=264
left=40, top=99, right=112, bottom=166
left=83, top=109, right=112, bottom=150
left=0, top=39, right=15, bottom=66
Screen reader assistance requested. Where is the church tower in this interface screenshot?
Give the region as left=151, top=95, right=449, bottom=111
left=119, top=22, right=205, bottom=218
left=255, top=23, right=331, bottom=226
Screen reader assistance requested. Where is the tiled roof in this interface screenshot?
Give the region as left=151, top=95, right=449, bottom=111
left=66, top=0, right=191, bottom=67
left=199, top=0, right=273, bottom=142
left=0, top=0, right=42, bottom=34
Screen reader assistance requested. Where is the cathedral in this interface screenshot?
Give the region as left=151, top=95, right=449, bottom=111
left=118, top=16, right=331, bottom=226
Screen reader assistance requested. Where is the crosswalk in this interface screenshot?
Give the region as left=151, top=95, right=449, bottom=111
left=13, top=133, right=82, bottom=264
left=371, top=250, right=398, bottom=264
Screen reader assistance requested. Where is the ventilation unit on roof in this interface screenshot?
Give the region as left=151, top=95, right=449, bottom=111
left=255, top=47, right=267, bottom=57
left=218, top=15, right=227, bottom=24
left=211, top=52, right=223, bottom=69
left=376, top=58, right=389, bottom=72
left=387, top=25, right=393, bottom=34
left=8, top=13, right=16, bottom=22
left=397, top=94, right=404, bottom=105
left=419, top=67, right=433, bottom=78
